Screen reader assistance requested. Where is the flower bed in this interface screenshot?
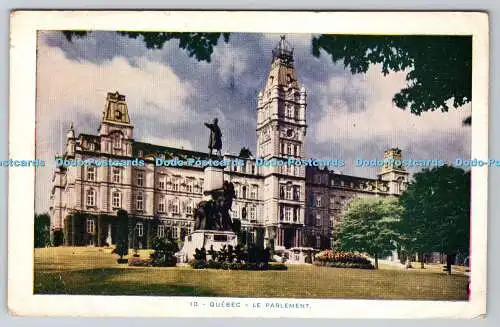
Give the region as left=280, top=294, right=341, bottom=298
left=189, top=259, right=287, bottom=271
left=128, top=257, right=150, bottom=267
left=313, top=250, right=374, bottom=269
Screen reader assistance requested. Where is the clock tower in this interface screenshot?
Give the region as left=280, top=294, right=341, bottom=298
left=98, top=91, right=134, bottom=157
left=257, top=36, right=307, bottom=249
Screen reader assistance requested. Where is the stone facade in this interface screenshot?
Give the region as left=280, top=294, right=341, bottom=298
left=50, top=37, right=409, bottom=250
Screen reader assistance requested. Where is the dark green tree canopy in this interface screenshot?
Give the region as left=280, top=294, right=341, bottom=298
left=398, top=165, right=470, bottom=255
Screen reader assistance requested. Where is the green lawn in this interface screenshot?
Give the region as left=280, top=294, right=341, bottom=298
left=34, top=247, right=468, bottom=300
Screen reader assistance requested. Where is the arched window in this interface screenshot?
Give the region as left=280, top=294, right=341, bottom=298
left=112, top=133, right=122, bottom=148
left=112, top=191, right=121, bottom=209
left=86, top=189, right=96, bottom=206
left=286, top=104, right=294, bottom=118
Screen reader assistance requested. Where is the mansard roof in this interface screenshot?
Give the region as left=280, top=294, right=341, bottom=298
left=132, top=141, right=209, bottom=160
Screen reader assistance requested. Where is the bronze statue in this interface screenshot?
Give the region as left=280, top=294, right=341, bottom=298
left=204, top=118, right=222, bottom=157
left=193, top=181, right=237, bottom=232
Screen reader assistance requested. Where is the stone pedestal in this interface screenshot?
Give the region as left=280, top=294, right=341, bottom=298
left=203, top=166, right=224, bottom=199
left=176, top=230, right=237, bottom=263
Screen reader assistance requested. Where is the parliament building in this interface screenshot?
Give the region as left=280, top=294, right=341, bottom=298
left=50, top=37, right=408, bottom=250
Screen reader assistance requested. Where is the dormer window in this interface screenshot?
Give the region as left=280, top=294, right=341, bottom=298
left=115, top=110, right=122, bottom=120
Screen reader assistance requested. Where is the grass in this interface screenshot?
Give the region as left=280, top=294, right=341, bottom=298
left=34, top=247, right=469, bottom=300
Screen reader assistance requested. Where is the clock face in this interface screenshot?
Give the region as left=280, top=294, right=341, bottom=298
left=286, top=128, right=294, bottom=137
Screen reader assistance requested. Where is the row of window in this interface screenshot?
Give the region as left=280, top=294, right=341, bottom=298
left=232, top=205, right=256, bottom=221
left=279, top=184, right=300, bottom=201
left=280, top=142, right=300, bottom=157
left=85, top=219, right=192, bottom=240
left=86, top=188, right=196, bottom=215
left=279, top=205, right=299, bottom=223
left=87, top=167, right=203, bottom=193
left=306, top=214, right=336, bottom=227
left=233, top=184, right=258, bottom=200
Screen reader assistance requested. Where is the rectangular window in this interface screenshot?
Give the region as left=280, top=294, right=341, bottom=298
left=316, top=214, right=322, bottom=226
left=112, top=168, right=121, bottom=183
left=284, top=207, right=292, bottom=221
left=159, top=178, right=165, bottom=190
left=136, top=222, right=144, bottom=237
left=86, top=190, right=95, bottom=206
left=293, top=186, right=300, bottom=201
left=186, top=201, right=192, bottom=214
left=250, top=186, right=257, bottom=199
left=316, top=195, right=322, bottom=207
left=285, top=186, right=292, bottom=200
left=172, top=200, right=179, bottom=214
left=87, top=167, right=96, bottom=181
left=136, top=194, right=143, bottom=211
left=137, top=172, right=144, bottom=186
left=186, top=179, right=193, bottom=193
left=158, top=198, right=165, bottom=213
left=112, top=192, right=121, bottom=209
left=249, top=206, right=256, bottom=221
left=157, top=225, right=165, bottom=238
left=172, top=179, right=179, bottom=192
left=316, top=236, right=321, bottom=249
left=172, top=227, right=179, bottom=239
left=86, top=219, right=95, bottom=234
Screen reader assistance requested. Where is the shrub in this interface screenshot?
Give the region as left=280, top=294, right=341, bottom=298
left=112, top=240, right=129, bottom=262
left=149, top=236, right=179, bottom=267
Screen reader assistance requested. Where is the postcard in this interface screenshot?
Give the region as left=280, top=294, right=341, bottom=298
left=8, top=11, right=488, bottom=318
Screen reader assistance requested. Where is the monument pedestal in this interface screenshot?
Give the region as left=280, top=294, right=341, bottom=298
left=176, top=230, right=238, bottom=263
left=203, top=166, right=224, bottom=200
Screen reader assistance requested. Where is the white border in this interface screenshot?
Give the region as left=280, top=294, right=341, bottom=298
left=8, top=11, right=488, bottom=318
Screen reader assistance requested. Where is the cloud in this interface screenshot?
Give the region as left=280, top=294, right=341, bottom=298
left=311, top=64, right=471, bottom=177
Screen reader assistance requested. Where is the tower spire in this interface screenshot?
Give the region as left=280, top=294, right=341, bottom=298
left=272, top=35, right=294, bottom=66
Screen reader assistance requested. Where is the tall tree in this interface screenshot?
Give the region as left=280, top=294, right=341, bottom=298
left=398, top=166, right=470, bottom=274
left=335, top=197, right=403, bottom=269
left=34, top=213, right=51, bottom=248
left=62, top=32, right=471, bottom=123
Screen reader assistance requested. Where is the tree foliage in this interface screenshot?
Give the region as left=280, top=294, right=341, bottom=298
left=335, top=197, right=403, bottom=269
left=398, top=166, right=470, bottom=267
left=34, top=213, right=51, bottom=248
left=312, top=35, right=472, bottom=118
